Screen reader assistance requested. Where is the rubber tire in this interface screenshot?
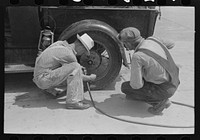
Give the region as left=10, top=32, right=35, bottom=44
left=60, top=31, right=122, bottom=90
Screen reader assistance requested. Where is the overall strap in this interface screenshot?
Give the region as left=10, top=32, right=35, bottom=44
left=147, top=37, right=177, bottom=68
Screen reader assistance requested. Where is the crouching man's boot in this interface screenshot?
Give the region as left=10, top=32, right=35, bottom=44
left=66, top=101, right=91, bottom=110
left=44, top=88, right=66, bottom=97
left=148, top=99, right=171, bottom=115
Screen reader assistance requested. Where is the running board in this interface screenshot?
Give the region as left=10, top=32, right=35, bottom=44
left=5, top=64, right=34, bottom=73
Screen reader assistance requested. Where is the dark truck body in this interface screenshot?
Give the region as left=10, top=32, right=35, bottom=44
left=5, top=6, right=158, bottom=66
left=4, top=6, right=158, bottom=89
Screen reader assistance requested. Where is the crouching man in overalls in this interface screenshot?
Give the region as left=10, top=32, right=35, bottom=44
left=33, top=33, right=96, bottom=110
left=118, top=27, right=180, bottom=115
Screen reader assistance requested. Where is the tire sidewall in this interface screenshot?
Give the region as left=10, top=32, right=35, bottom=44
left=59, top=29, right=122, bottom=89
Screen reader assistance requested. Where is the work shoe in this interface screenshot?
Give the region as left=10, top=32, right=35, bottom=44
left=148, top=99, right=171, bottom=115
left=146, top=101, right=160, bottom=107
left=66, top=102, right=91, bottom=110
left=82, top=74, right=96, bottom=81
left=44, top=88, right=65, bottom=97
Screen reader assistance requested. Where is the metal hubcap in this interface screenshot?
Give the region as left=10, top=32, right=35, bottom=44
left=79, top=41, right=110, bottom=82
left=88, top=60, right=93, bottom=65
left=80, top=51, right=101, bottom=71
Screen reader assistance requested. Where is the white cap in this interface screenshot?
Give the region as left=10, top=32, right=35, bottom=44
left=77, top=33, right=94, bottom=54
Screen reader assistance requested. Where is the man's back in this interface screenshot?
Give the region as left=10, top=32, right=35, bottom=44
left=34, top=41, right=77, bottom=78
left=130, top=39, right=170, bottom=89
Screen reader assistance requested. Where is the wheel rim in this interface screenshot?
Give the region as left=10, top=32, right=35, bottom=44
left=61, top=29, right=121, bottom=89
left=79, top=40, right=111, bottom=81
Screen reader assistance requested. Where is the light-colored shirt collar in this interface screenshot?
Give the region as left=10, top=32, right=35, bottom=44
left=70, top=44, right=77, bottom=55
left=63, top=40, right=77, bottom=55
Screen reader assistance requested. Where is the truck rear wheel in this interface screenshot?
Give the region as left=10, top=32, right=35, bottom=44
left=59, top=22, right=122, bottom=90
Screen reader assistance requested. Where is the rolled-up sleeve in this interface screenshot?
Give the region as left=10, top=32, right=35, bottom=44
left=130, top=54, right=144, bottom=89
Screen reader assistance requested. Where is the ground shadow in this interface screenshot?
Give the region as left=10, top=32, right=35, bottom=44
left=90, top=74, right=124, bottom=91
left=5, top=73, right=98, bottom=110
left=94, top=93, right=155, bottom=118
left=7, top=82, right=154, bottom=118
left=12, top=89, right=98, bottom=110
left=12, top=89, right=66, bottom=110
left=6, top=73, right=154, bottom=118
left=11, top=87, right=98, bottom=110
left=10, top=88, right=155, bottom=119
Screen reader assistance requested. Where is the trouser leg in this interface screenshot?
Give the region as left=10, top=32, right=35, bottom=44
left=121, top=81, right=171, bottom=103
left=38, top=62, right=84, bottom=103
left=65, top=65, right=84, bottom=104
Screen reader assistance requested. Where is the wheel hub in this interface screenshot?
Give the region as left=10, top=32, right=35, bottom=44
left=88, top=60, right=93, bottom=65
left=80, top=51, right=101, bottom=71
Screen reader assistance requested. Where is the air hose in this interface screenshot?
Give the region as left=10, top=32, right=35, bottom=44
left=86, top=82, right=194, bottom=128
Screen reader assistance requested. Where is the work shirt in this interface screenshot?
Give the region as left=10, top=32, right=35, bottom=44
left=33, top=40, right=77, bottom=82
left=130, top=38, right=170, bottom=89
left=33, top=40, right=85, bottom=103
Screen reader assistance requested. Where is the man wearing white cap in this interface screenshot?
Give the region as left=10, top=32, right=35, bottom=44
left=118, top=27, right=180, bottom=115
left=33, top=33, right=96, bottom=109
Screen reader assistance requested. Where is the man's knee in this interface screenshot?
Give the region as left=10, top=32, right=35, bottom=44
left=121, top=81, right=131, bottom=93
left=70, top=62, right=81, bottom=69
left=61, top=62, right=82, bottom=76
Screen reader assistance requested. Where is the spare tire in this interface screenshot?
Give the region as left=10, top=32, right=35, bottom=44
left=59, top=20, right=122, bottom=90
